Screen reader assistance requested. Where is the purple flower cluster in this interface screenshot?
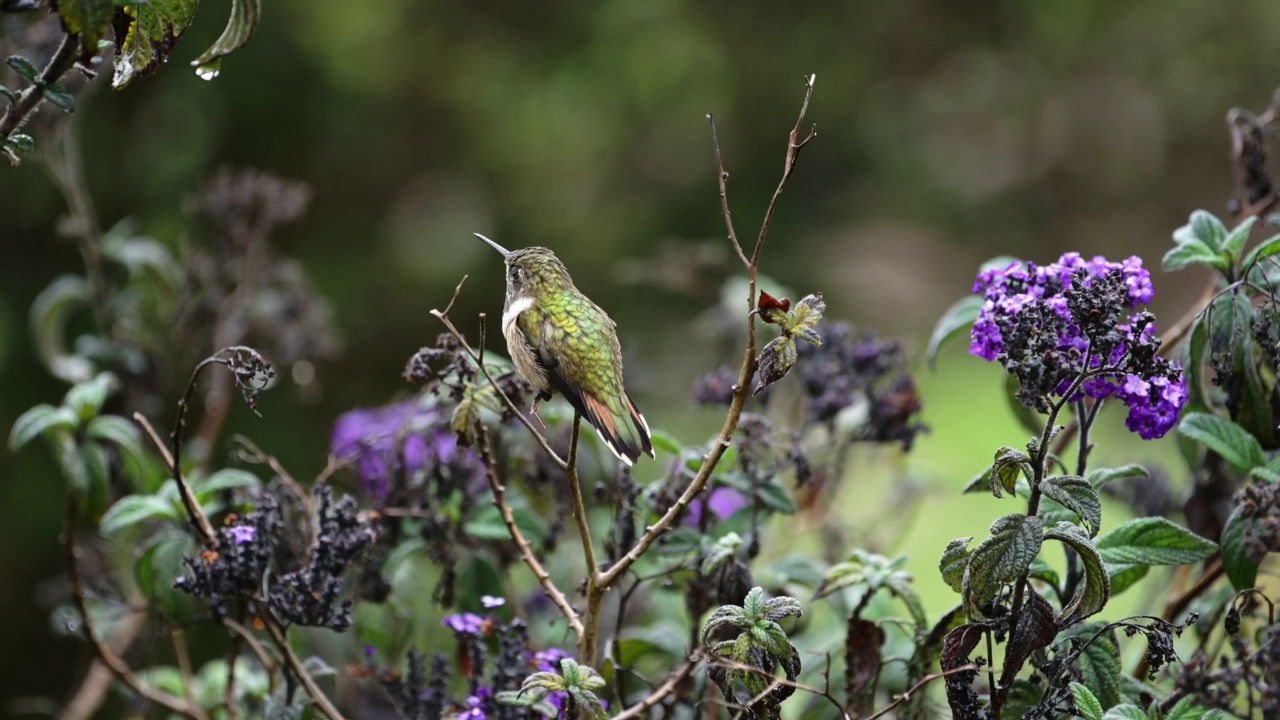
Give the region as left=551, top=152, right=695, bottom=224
left=330, top=398, right=478, bottom=498
left=443, top=612, right=486, bottom=635
left=970, top=253, right=1186, bottom=439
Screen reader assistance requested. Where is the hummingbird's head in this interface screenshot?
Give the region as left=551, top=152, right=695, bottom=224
left=475, top=234, right=574, bottom=301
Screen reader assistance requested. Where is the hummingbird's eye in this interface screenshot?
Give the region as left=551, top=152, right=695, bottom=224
left=509, top=266, right=522, bottom=283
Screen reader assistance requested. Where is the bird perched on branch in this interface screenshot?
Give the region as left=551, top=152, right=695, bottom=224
left=476, top=233, right=654, bottom=466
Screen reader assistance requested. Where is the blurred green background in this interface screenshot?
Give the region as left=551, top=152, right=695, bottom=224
left=3, top=0, right=1280, bottom=711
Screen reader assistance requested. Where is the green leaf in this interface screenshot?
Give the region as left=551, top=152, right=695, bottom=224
left=464, top=504, right=545, bottom=541
left=1076, top=629, right=1122, bottom=709
left=0, top=84, right=16, bottom=102
left=85, top=415, right=145, bottom=465
left=7, top=133, right=33, bottom=152
left=1044, top=522, right=1110, bottom=622
left=1176, top=210, right=1228, bottom=251
left=1178, top=412, right=1264, bottom=472
left=9, top=404, right=75, bottom=450
left=43, top=85, right=74, bottom=113
left=1095, top=517, right=1217, bottom=566
left=1163, top=241, right=1225, bottom=273
left=112, top=0, right=201, bottom=89
left=754, top=477, right=796, bottom=514
left=939, top=537, right=972, bottom=593
left=100, top=494, right=180, bottom=533
left=1101, top=706, right=1148, bottom=720
left=1028, top=557, right=1061, bottom=590
left=1241, top=233, right=1280, bottom=272
left=56, top=0, right=116, bottom=49
left=1221, top=216, right=1257, bottom=265
left=190, top=0, right=261, bottom=80
left=6, top=55, right=38, bottom=82
left=1104, top=563, right=1149, bottom=597
left=1086, top=465, right=1147, bottom=490
left=194, top=468, right=261, bottom=502
left=649, top=430, right=682, bottom=456
left=962, top=514, right=1043, bottom=618
left=926, top=294, right=982, bottom=370
left=30, top=275, right=94, bottom=383
left=1220, top=505, right=1262, bottom=591
left=65, top=372, right=117, bottom=422
left=1039, top=475, right=1102, bottom=537
left=1070, top=682, right=1103, bottom=720
left=1165, top=697, right=1227, bottom=720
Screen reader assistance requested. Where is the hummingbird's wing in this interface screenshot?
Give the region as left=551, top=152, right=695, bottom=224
left=518, top=295, right=654, bottom=466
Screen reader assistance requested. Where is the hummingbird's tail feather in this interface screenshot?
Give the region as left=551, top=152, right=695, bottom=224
left=579, top=392, right=654, bottom=466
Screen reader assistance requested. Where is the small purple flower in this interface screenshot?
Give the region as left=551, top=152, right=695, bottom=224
left=227, top=525, right=256, bottom=545
left=458, top=694, right=486, bottom=720
left=685, top=487, right=748, bottom=527
left=331, top=399, right=482, bottom=498
left=533, top=648, right=569, bottom=673
left=363, top=644, right=377, bottom=658
left=481, top=595, right=506, bottom=608
left=443, top=612, right=485, bottom=635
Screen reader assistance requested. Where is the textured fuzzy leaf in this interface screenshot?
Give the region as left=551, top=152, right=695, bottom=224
left=1070, top=682, right=1104, bottom=720
left=190, top=0, right=259, bottom=80
left=6, top=55, right=38, bottom=81
left=1241, top=232, right=1280, bottom=272
left=1163, top=241, right=1224, bottom=272
left=1039, top=475, right=1102, bottom=537
left=1004, top=589, right=1057, bottom=681
left=65, top=372, right=116, bottom=421
left=927, top=294, right=982, bottom=370
left=1076, top=629, right=1122, bottom=710
left=962, top=514, right=1042, bottom=618
left=1221, top=215, right=1257, bottom=264
left=1164, top=697, right=1227, bottom=720
left=30, top=275, right=94, bottom=383
left=1095, top=517, right=1217, bottom=566
left=85, top=415, right=146, bottom=466
left=1101, top=706, right=1148, bottom=720
left=112, top=0, right=201, bottom=89
left=1104, top=563, right=1149, bottom=597
left=1085, top=464, right=1148, bottom=490
left=1044, top=522, right=1110, bottom=623
left=1178, top=412, right=1264, bottom=471
left=194, top=468, right=261, bottom=502
left=939, top=537, right=972, bottom=593
left=1220, top=505, right=1262, bottom=591
left=753, top=335, right=796, bottom=395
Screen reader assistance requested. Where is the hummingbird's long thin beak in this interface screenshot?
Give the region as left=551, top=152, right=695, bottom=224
left=474, top=233, right=511, bottom=258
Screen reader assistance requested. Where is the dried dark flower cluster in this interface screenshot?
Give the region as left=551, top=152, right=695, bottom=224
left=173, top=496, right=282, bottom=620
left=175, top=487, right=376, bottom=631
left=355, top=620, right=544, bottom=720
left=1231, top=482, right=1280, bottom=560
left=270, top=486, right=378, bottom=630
left=1121, top=616, right=1188, bottom=679
left=178, top=169, right=340, bottom=374
left=404, top=334, right=532, bottom=424
left=1175, top=604, right=1279, bottom=716
left=218, top=346, right=276, bottom=415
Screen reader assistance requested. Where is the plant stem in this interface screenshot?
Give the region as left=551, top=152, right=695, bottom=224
left=0, top=32, right=79, bottom=145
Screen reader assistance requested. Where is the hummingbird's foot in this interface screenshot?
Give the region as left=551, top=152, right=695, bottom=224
left=528, top=399, right=547, bottom=429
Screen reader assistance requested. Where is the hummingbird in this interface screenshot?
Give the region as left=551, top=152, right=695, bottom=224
left=475, top=233, right=654, bottom=466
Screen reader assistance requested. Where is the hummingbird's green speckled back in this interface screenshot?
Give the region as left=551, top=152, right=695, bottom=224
left=478, top=237, right=654, bottom=465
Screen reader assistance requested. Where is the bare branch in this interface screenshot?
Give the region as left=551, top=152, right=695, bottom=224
left=610, top=652, right=703, bottom=720
left=430, top=308, right=568, bottom=470
left=865, top=664, right=979, bottom=720
left=708, top=113, right=748, bottom=268
left=753, top=73, right=817, bottom=267
left=475, top=422, right=585, bottom=638
left=63, top=496, right=201, bottom=719
left=255, top=601, right=347, bottom=719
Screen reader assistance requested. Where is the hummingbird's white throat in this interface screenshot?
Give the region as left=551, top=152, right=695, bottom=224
left=503, top=296, right=534, bottom=332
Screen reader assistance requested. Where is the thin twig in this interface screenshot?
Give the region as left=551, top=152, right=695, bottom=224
left=707, top=114, right=748, bottom=269
left=610, top=651, right=704, bottom=720
left=255, top=602, right=346, bottom=720
left=598, top=74, right=818, bottom=592
left=63, top=496, right=199, bottom=718
left=172, top=631, right=204, bottom=719
left=865, top=664, right=979, bottom=720
left=133, top=411, right=217, bottom=544
left=431, top=305, right=567, bottom=469
left=0, top=33, right=80, bottom=146
left=222, top=617, right=278, bottom=690
left=475, top=421, right=585, bottom=637
left=709, top=656, right=850, bottom=720
left=58, top=600, right=147, bottom=720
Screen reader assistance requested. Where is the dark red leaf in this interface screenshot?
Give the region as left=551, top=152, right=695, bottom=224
left=845, top=618, right=886, bottom=704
